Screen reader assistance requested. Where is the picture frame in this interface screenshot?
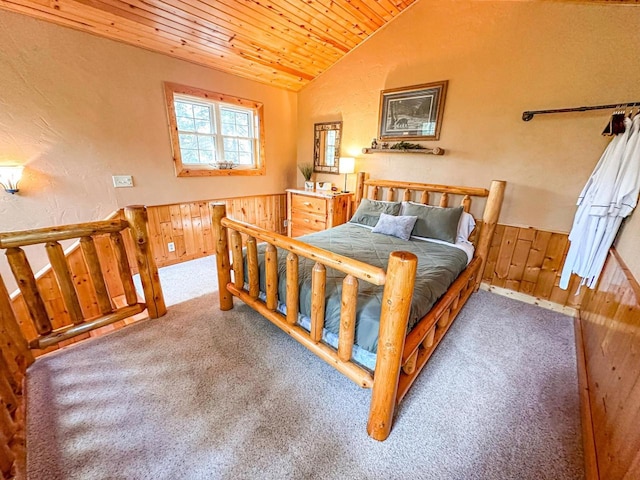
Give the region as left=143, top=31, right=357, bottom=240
left=378, top=81, right=448, bottom=141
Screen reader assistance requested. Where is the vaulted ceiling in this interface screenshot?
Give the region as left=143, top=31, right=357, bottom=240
left=0, top=0, right=419, bottom=91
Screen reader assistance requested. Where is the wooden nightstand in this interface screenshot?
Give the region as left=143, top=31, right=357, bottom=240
left=286, top=189, right=353, bottom=237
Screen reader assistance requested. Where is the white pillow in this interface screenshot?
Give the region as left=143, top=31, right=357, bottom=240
left=371, top=213, right=418, bottom=241
left=457, top=211, right=476, bottom=242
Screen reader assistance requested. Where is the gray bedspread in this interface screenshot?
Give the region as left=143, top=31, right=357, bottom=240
left=248, top=223, right=468, bottom=354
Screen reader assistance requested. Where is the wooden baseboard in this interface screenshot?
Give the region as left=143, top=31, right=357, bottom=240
left=479, top=283, right=579, bottom=317
left=574, top=317, right=599, bottom=480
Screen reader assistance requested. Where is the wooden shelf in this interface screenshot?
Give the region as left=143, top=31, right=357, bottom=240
left=362, top=147, right=444, bottom=156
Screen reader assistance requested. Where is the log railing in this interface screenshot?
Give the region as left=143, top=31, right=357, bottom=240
left=0, top=206, right=166, bottom=351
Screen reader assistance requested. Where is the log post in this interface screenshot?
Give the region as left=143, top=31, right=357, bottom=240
left=265, top=244, right=278, bottom=311
left=286, top=253, right=299, bottom=325
left=355, top=172, right=366, bottom=210
left=79, top=237, right=113, bottom=316
left=5, top=248, right=52, bottom=336
left=420, top=191, right=429, bottom=204
left=403, top=190, right=411, bottom=202
left=45, top=241, right=84, bottom=324
left=310, top=263, right=326, bottom=343
left=475, top=180, right=506, bottom=290
left=109, top=232, right=138, bottom=306
left=246, top=236, right=259, bottom=299
left=338, top=275, right=358, bottom=362
left=367, top=251, right=417, bottom=441
left=439, top=192, right=449, bottom=207
left=0, top=275, right=34, bottom=371
left=462, top=195, right=471, bottom=213
left=210, top=203, right=233, bottom=311
left=124, top=205, right=167, bottom=318
left=230, top=231, right=244, bottom=290
left=386, top=187, right=395, bottom=202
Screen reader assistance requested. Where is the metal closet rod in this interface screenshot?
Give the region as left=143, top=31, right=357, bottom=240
left=522, top=102, right=640, bottom=121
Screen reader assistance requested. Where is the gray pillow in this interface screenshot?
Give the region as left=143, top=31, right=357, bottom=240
left=400, top=202, right=463, bottom=243
left=350, top=198, right=402, bottom=227
left=371, top=213, right=417, bottom=241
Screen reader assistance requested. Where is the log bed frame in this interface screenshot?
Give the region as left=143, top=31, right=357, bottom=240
left=212, top=173, right=506, bottom=441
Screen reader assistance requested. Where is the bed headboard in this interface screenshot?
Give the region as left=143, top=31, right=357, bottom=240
left=354, top=172, right=506, bottom=281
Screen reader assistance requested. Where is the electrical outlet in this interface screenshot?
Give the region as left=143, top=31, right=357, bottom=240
left=112, top=175, right=133, bottom=188
left=283, top=219, right=289, bottom=227
left=167, top=242, right=176, bottom=252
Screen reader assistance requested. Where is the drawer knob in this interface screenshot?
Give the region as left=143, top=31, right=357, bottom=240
left=303, top=202, right=312, bottom=206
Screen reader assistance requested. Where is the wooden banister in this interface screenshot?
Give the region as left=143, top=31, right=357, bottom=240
left=0, top=219, right=129, bottom=248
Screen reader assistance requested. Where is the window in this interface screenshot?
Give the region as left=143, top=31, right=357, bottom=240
left=164, top=83, right=265, bottom=177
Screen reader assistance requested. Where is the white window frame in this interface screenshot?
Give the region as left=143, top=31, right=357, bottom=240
left=164, top=82, right=266, bottom=177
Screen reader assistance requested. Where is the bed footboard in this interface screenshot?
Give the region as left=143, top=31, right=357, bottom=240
left=211, top=203, right=417, bottom=441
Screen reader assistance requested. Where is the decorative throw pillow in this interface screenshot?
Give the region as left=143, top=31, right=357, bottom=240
left=350, top=198, right=402, bottom=227
left=371, top=213, right=418, bottom=241
left=400, top=202, right=464, bottom=244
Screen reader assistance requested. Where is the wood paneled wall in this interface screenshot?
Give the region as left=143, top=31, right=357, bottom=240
left=579, top=250, right=640, bottom=480
left=146, top=194, right=286, bottom=268
left=5, top=194, right=286, bottom=356
left=482, top=224, right=585, bottom=312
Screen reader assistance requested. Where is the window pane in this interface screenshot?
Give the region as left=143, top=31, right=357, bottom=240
left=221, top=123, right=236, bottom=136
left=179, top=133, right=197, bottom=149
left=238, top=153, right=252, bottom=164
left=181, top=149, right=200, bottom=164
left=237, top=125, right=249, bottom=137
left=193, top=105, right=210, bottom=120
left=223, top=137, right=238, bottom=151
left=220, top=109, right=235, bottom=123
left=175, top=101, right=193, bottom=118
left=199, top=150, right=215, bottom=163
left=198, top=135, right=214, bottom=150
left=235, top=112, right=249, bottom=126
left=177, top=116, right=195, bottom=132
left=238, top=139, right=251, bottom=153
left=195, top=120, right=212, bottom=134
left=224, top=151, right=238, bottom=162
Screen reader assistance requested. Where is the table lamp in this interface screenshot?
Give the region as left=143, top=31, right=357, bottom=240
left=338, top=157, right=355, bottom=193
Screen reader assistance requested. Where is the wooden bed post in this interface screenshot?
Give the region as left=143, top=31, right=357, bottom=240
left=124, top=206, right=167, bottom=318
left=211, top=203, right=234, bottom=311
left=355, top=172, right=366, bottom=210
left=474, top=180, right=506, bottom=290
left=367, top=251, right=417, bottom=441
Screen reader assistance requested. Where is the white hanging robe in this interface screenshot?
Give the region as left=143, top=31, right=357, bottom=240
left=560, top=115, right=640, bottom=290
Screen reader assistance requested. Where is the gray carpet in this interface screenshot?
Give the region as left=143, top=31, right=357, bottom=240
left=27, top=257, right=584, bottom=479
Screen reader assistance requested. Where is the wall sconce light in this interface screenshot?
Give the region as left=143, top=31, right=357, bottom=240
left=338, top=157, right=355, bottom=193
left=0, top=165, right=24, bottom=194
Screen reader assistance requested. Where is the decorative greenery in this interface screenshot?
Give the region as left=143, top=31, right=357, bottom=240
left=298, top=163, right=314, bottom=181
left=390, top=141, right=426, bottom=150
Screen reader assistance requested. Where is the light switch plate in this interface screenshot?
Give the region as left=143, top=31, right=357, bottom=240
left=112, top=175, right=133, bottom=188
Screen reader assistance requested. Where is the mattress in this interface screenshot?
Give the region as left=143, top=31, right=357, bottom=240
left=245, top=223, right=469, bottom=363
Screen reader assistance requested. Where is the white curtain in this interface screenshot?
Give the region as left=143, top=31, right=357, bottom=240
left=560, top=114, right=640, bottom=290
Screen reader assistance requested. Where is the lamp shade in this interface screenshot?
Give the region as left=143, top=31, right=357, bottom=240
left=338, top=157, right=355, bottom=174
left=0, top=165, right=24, bottom=194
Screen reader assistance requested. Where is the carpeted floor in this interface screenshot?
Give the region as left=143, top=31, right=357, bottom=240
left=27, top=256, right=584, bottom=479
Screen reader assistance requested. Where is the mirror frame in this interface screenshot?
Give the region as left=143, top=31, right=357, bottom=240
left=313, top=121, right=342, bottom=174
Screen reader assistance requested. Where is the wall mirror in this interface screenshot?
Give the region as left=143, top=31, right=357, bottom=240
left=313, top=121, right=342, bottom=174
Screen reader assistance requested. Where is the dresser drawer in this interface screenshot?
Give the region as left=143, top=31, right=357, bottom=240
left=291, top=194, right=327, bottom=216
left=291, top=224, right=319, bottom=238
left=291, top=211, right=326, bottom=232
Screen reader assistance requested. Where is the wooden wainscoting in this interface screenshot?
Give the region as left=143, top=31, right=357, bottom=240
left=482, top=224, right=585, bottom=313
left=578, top=250, right=640, bottom=480
left=146, top=194, right=286, bottom=268
left=6, top=194, right=286, bottom=356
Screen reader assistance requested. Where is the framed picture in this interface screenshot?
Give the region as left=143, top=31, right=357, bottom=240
left=378, top=81, right=448, bottom=141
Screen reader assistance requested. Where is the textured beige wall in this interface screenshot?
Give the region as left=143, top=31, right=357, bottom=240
left=0, top=10, right=297, bottom=288
left=298, top=0, right=640, bottom=278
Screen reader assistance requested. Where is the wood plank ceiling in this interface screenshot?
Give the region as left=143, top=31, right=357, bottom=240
left=0, top=0, right=417, bottom=91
